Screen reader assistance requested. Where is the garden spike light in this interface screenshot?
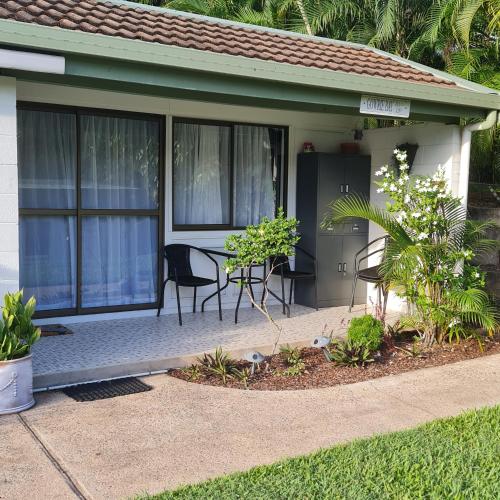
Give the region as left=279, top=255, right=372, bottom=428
left=244, top=351, right=265, bottom=375
left=311, top=336, right=332, bottom=361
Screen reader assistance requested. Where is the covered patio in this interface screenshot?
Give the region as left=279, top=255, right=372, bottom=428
left=32, top=303, right=381, bottom=390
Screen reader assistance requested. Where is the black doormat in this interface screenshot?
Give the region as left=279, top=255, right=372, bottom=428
left=41, top=324, right=73, bottom=337
left=63, top=377, right=153, bottom=402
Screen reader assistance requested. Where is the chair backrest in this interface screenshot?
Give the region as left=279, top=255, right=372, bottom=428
left=164, top=244, right=193, bottom=279
left=270, top=254, right=291, bottom=275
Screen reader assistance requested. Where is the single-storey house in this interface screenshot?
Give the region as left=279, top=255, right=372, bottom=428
left=0, top=0, right=499, bottom=325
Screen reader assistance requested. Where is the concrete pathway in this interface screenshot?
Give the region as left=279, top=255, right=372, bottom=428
left=2, top=354, right=499, bottom=500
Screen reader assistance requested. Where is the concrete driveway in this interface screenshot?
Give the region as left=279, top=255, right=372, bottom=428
left=2, top=354, right=499, bottom=500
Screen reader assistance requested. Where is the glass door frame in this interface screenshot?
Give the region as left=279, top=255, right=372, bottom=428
left=17, top=102, right=165, bottom=319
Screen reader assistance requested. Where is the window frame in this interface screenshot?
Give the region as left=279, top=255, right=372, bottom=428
left=172, top=117, right=288, bottom=231
left=17, top=102, right=165, bottom=318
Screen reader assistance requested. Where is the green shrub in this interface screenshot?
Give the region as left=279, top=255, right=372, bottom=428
left=347, top=314, right=384, bottom=351
left=0, top=290, right=41, bottom=361
left=329, top=339, right=374, bottom=367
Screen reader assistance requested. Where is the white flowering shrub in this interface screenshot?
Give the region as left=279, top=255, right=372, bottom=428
left=376, top=149, right=486, bottom=292
left=323, top=149, right=498, bottom=345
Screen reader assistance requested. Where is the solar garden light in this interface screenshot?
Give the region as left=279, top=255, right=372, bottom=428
left=244, top=351, right=265, bottom=375
left=311, top=336, right=332, bottom=361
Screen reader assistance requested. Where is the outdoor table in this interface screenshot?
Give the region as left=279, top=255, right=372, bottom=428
left=201, top=247, right=290, bottom=323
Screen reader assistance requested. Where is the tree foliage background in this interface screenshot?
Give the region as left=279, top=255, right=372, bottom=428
left=135, top=0, right=499, bottom=184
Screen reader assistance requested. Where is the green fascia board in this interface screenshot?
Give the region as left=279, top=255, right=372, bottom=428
left=8, top=55, right=482, bottom=122
left=1, top=19, right=499, bottom=113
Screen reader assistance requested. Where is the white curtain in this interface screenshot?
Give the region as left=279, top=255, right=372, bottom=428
left=80, top=115, right=160, bottom=307
left=18, top=110, right=77, bottom=310
left=173, top=122, right=230, bottom=225
left=81, top=216, right=157, bottom=307
left=19, top=216, right=77, bottom=311
left=234, top=125, right=275, bottom=226
left=17, top=110, right=76, bottom=209
left=80, top=115, right=159, bottom=209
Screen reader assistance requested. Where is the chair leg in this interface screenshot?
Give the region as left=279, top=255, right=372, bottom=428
left=289, top=279, right=294, bottom=305
left=156, top=278, right=168, bottom=317
left=216, top=278, right=222, bottom=321
left=248, top=266, right=255, bottom=308
left=193, top=287, right=197, bottom=313
left=349, top=273, right=358, bottom=313
left=175, top=283, right=182, bottom=326
left=260, top=261, right=266, bottom=306
left=235, top=271, right=245, bottom=324
left=280, top=274, right=286, bottom=315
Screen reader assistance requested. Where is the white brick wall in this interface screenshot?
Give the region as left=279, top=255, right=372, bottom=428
left=0, top=77, right=19, bottom=297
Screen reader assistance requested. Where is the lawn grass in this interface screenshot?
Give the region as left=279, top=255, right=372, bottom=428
left=144, top=405, right=500, bottom=500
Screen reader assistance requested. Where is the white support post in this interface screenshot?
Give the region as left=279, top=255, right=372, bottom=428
left=0, top=77, right=19, bottom=297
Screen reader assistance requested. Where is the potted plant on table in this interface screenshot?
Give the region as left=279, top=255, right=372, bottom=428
left=0, top=290, right=41, bottom=414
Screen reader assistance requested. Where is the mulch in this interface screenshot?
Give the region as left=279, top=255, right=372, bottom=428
left=168, top=333, right=500, bottom=391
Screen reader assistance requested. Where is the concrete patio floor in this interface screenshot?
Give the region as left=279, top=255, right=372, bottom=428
left=2, top=354, right=499, bottom=500
left=32, top=304, right=376, bottom=390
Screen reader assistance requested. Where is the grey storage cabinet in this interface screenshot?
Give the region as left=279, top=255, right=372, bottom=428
left=294, top=153, right=371, bottom=308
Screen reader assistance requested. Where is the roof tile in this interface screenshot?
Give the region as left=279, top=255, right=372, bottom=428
left=0, top=0, right=455, bottom=88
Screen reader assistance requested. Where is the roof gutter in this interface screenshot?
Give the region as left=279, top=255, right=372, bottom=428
left=458, top=110, right=499, bottom=207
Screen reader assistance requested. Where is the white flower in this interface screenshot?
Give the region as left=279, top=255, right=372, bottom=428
left=412, top=212, right=421, bottom=218
left=400, top=211, right=407, bottom=218
left=389, top=184, right=397, bottom=191
left=375, top=170, right=383, bottom=177
left=404, top=194, right=411, bottom=203
left=417, top=232, right=428, bottom=240
left=474, top=272, right=480, bottom=278
left=393, top=148, right=399, bottom=155
left=401, top=174, right=409, bottom=181
left=376, top=188, right=384, bottom=193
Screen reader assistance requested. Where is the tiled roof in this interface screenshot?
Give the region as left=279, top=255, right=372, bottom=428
left=0, top=0, right=456, bottom=88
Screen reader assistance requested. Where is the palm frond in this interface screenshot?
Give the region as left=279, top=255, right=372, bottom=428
left=322, top=194, right=413, bottom=246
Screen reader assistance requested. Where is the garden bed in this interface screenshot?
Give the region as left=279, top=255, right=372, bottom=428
left=169, top=333, right=500, bottom=391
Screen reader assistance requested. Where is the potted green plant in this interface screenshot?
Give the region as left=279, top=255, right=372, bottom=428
left=0, top=290, right=41, bottom=414
left=224, top=208, right=299, bottom=352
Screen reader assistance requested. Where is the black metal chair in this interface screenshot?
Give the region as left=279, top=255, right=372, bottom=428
left=269, top=246, right=318, bottom=314
left=156, top=244, right=222, bottom=326
left=350, top=235, right=390, bottom=313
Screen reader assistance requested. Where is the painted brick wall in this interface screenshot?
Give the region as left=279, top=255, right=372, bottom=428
left=0, top=77, right=19, bottom=297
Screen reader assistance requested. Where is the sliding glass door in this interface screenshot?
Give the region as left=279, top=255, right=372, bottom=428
left=18, top=104, right=163, bottom=316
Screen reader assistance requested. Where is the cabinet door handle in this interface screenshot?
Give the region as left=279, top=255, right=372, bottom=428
left=340, top=184, right=344, bottom=193
left=338, top=263, right=342, bottom=272
left=343, top=263, right=347, bottom=272
left=345, top=184, right=349, bottom=193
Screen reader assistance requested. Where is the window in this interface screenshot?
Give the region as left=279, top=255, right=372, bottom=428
left=17, top=104, right=163, bottom=316
left=173, top=118, right=287, bottom=229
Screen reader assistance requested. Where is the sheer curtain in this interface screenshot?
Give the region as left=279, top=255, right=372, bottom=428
left=18, top=110, right=77, bottom=310
left=80, top=115, right=160, bottom=307
left=17, top=110, right=76, bottom=209
left=81, top=216, right=157, bottom=307
left=80, top=115, right=159, bottom=209
left=234, top=125, right=275, bottom=226
left=173, top=122, right=230, bottom=225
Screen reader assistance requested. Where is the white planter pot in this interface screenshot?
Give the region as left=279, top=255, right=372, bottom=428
left=0, top=354, right=35, bottom=415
